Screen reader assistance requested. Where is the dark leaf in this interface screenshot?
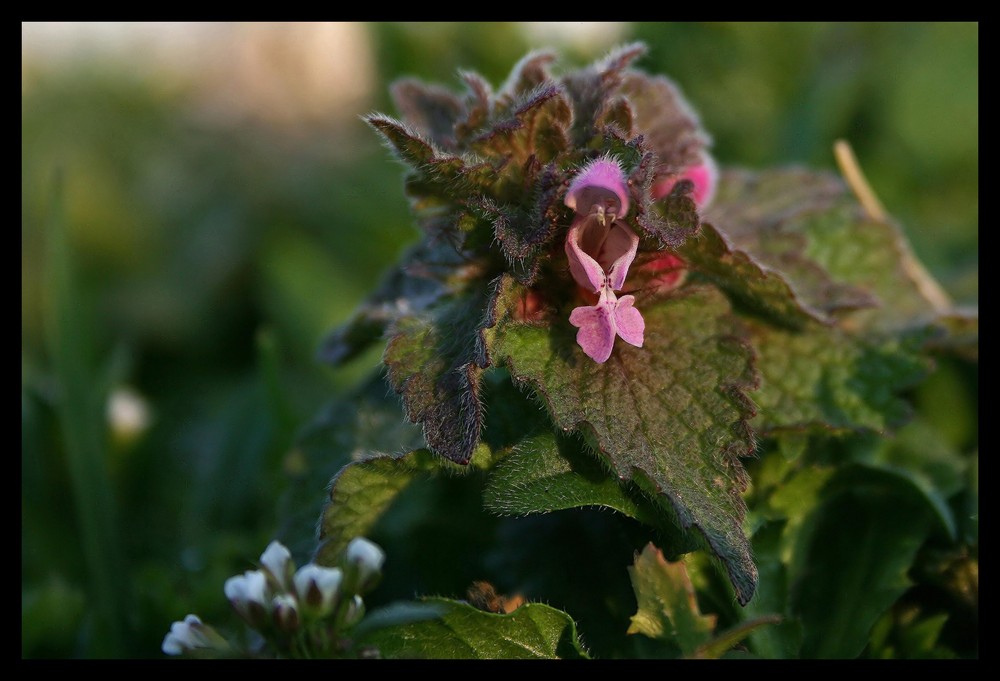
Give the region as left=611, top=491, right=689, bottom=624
left=789, top=465, right=938, bottom=658
left=384, top=275, right=513, bottom=464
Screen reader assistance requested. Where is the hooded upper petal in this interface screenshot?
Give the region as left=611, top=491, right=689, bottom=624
left=564, top=156, right=630, bottom=219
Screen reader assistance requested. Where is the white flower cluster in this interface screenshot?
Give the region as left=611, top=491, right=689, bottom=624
left=162, top=537, right=385, bottom=657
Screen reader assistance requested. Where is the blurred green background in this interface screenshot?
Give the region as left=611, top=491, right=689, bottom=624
left=21, top=22, right=977, bottom=658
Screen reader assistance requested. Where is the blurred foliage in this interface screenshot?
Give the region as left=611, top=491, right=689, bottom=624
left=21, top=22, right=976, bottom=658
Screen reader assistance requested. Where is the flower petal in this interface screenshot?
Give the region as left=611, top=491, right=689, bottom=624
left=613, top=295, right=645, bottom=347
left=569, top=297, right=617, bottom=364
left=564, top=156, right=630, bottom=218
left=602, top=222, right=639, bottom=291
left=565, top=215, right=608, bottom=292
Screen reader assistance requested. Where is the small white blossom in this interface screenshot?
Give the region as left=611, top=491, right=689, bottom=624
left=294, top=564, right=343, bottom=614
left=259, top=540, right=293, bottom=587
left=162, top=614, right=209, bottom=655
left=345, top=537, right=385, bottom=586
left=224, top=569, right=269, bottom=621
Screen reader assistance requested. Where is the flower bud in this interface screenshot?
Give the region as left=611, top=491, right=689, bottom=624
left=259, top=540, right=294, bottom=590
left=162, top=614, right=214, bottom=656
left=271, top=593, right=301, bottom=632
left=224, top=569, right=269, bottom=627
left=344, top=537, right=385, bottom=593
left=340, top=594, right=366, bottom=629
left=293, top=564, right=343, bottom=617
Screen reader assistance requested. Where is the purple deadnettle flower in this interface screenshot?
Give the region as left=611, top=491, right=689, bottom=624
left=564, top=157, right=645, bottom=364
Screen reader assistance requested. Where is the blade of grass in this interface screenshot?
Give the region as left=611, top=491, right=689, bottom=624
left=42, top=171, right=129, bottom=656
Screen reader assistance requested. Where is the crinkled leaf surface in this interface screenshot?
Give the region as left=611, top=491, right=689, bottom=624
left=355, top=598, right=588, bottom=659
left=749, top=320, right=933, bottom=435
left=697, top=169, right=881, bottom=323
left=493, top=284, right=760, bottom=604
left=484, top=431, right=696, bottom=554
left=681, top=222, right=833, bottom=328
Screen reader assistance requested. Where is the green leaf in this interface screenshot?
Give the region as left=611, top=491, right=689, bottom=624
left=797, top=204, right=941, bottom=333
left=627, top=543, right=717, bottom=655
left=749, top=319, right=933, bottom=434
left=789, top=465, right=937, bottom=658
left=316, top=446, right=493, bottom=566
left=484, top=431, right=696, bottom=554
left=682, top=221, right=834, bottom=327
left=741, top=521, right=803, bottom=658
left=693, top=615, right=784, bottom=659
left=861, top=419, right=968, bottom=540
left=355, top=598, right=589, bottom=659
left=494, top=284, right=760, bottom=604
left=702, top=168, right=879, bottom=323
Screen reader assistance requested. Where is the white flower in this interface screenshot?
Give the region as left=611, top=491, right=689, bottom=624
left=293, top=564, right=343, bottom=615
left=162, top=614, right=209, bottom=655
left=224, top=569, right=269, bottom=621
left=259, top=540, right=293, bottom=587
left=345, top=537, right=385, bottom=586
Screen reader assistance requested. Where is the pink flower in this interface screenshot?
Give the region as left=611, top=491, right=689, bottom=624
left=564, top=157, right=645, bottom=364
left=651, top=153, right=718, bottom=209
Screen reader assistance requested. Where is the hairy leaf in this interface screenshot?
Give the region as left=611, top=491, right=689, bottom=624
left=749, top=319, right=933, bottom=434
left=702, top=168, right=878, bottom=321
left=562, top=42, right=647, bottom=146
left=470, top=84, right=572, bottom=167
left=484, top=431, right=696, bottom=554
left=384, top=278, right=507, bottom=464
left=355, top=598, right=588, bottom=659
left=493, top=284, right=760, bottom=604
